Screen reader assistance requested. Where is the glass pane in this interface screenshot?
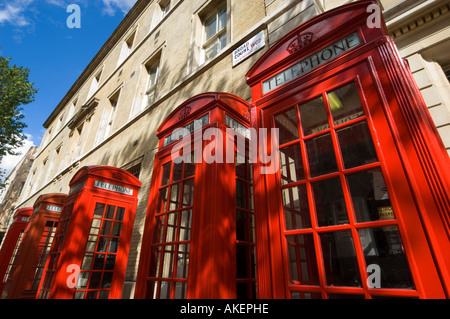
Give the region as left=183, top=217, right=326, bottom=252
left=93, top=255, right=105, bottom=270
left=89, top=272, right=102, bottom=289
left=98, top=290, right=109, bottom=299
left=154, top=215, right=165, bottom=244
left=329, top=82, right=364, bottom=126
left=176, top=244, right=189, bottom=279
left=219, top=33, right=227, bottom=51
left=236, top=245, right=253, bottom=279
left=279, top=143, right=304, bottom=185
left=328, top=294, right=365, bottom=299
left=160, top=281, right=171, bottom=299
left=166, top=213, right=178, bottom=243
left=182, top=179, right=194, bottom=207
left=306, top=133, right=338, bottom=177
left=149, top=247, right=161, bottom=278
left=157, top=188, right=168, bottom=214
left=105, top=205, right=115, bottom=219
left=81, top=254, right=93, bottom=270
left=274, top=108, right=299, bottom=145
left=205, top=15, right=217, bottom=40
left=205, top=41, right=218, bottom=60
left=312, top=178, right=348, bottom=227
left=93, top=203, right=105, bottom=217
left=359, top=226, right=415, bottom=289
left=282, top=185, right=311, bottom=230
left=347, top=168, right=395, bottom=223
left=115, top=207, right=125, bottom=221
left=85, top=236, right=98, bottom=252
left=169, top=184, right=180, bottom=211
left=299, top=96, right=329, bottom=136
left=105, top=255, right=116, bottom=270
left=101, top=272, right=113, bottom=289
left=337, top=121, right=378, bottom=169
left=77, top=272, right=89, bottom=288
left=320, top=231, right=361, bottom=287
left=86, top=291, right=98, bottom=299
left=291, top=291, right=321, bottom=299
left=162, top=163, right=171, bottom=185
left=97, top=237, right=108, bottom=252
left=173, top=162, right=183, bottom=182
left=108, top=238, right=119, bottom=253
left=236, top=210, right=249, bottom=242
left=218, top=7, right=227, bottom=30
left=101, top=221, right=112, bottom=236
left=175, top=282, right=187, bottom=299
left=74, top=291, right=85, bottom=299
left=89, top=219, right=101, bottom=235
left=286, top=234, right=319, bottom=285
left=237, top=180, right=250, bottom=210
left=161, top=246, right=174, bottom=278
left=180, top=210, right=192, bottom=241
left=184, top=153, right=196, bottom=177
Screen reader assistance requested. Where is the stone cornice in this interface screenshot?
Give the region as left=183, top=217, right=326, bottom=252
left=386, top=0, right=450, bottom=40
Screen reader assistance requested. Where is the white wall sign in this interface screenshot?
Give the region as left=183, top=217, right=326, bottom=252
left=94, top=180, right=133, bottom=195
left=233, top=30, right=266, bottom=67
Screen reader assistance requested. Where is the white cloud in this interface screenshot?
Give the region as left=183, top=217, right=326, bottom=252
left=101, top=0, right=137, bottom=16
left=0, top=134, right=36, bottom=181
left=0, top=2, right=33, bottom=27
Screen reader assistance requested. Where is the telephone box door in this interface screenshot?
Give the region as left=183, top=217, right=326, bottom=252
left=257, top=62, right=446, bottom=299
left=71, top=197, right=135, bottom=299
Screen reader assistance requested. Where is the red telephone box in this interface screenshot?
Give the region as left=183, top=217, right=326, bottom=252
left=135, top=92, right=255, bottom=299
left=0, top=207, right=33, bottom=295
left=246, top=0, right=450, bottom=299
left=37, top=166, right=141, bottom=299
left=1, top=194, right=66, bottom=299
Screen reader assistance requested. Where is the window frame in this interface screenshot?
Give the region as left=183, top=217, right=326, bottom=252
left=201, top=1, right=228, bottom=63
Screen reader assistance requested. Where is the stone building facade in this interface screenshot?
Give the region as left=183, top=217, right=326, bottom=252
left=4, top=0, right=449, bottom=298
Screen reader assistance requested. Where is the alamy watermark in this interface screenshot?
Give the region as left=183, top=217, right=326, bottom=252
left=169, top=120, right=280, bottom=175
left=67, top=4, right=81, bottom=29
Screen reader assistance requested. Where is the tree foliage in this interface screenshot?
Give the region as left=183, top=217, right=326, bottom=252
left=0, top=55, right=38, bottom=189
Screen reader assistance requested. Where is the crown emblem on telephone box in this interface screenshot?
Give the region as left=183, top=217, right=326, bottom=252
left=287, top=32, right=314, bottom=54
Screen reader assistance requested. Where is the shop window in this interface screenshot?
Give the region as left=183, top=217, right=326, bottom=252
left=202, top=2, right=227, bottom=62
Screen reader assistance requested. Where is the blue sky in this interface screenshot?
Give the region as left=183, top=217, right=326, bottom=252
left=0, top=0, right=137, bottom=179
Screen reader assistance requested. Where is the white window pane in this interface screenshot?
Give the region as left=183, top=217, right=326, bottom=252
left=205, top=17, right=217, bottom=41
left=218, top=8, right=227, bottom=30
left=219, top=33, right=226, bottom=50
left=205, top=42, right=218, bottom=60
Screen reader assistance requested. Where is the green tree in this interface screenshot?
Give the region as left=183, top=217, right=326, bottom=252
left=0, top=55, right=38, bottom=188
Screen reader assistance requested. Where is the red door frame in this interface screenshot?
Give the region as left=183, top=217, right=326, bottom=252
left=246, top=0, right=450, bottom=299
left=37, top=166, right=141, bottom=299
left=135, top=93, right=252, bottom=299
left=1, top=194, right=66, bottom=299
left=0, top=207, right=33, bottom=295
